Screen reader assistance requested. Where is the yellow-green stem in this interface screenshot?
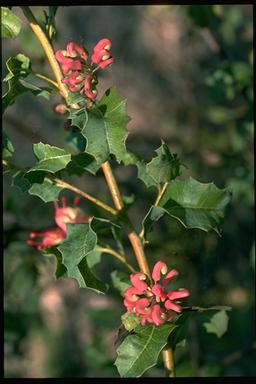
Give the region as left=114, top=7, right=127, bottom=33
left=21, top=6, right=69, bottom=99
left=33, top=72, right=59, bottom=88
left=162, top=345, right=176, bottom=377
left=52, top=178, right=118, bottom=216
left=96, top=247, right=135, bottom=273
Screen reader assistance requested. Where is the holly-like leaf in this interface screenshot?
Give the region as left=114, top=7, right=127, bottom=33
left=2, top=54, right=51, bottom=114
left=86, top=249, right=102, bottom=268
left=2, top=130, right=14, bottom=158
left=69, top=88, right=130, bottom=165
left=121, top=150, right=156, bottom=188
left=27, top=143, right=71, bottom=174
left=57, top=223, right=107, bottom=293
left=203, top=310, right=229, bottom=338
left=12, top=170, right=39, bottom=193
left=146, top=140, right=183, bottom=184
left=12, top=170, right=63, bottom=202
left=115, top=323, right=177, bottom=377
left=64, top=152, right=100, bottom=176
left=157, top=177, right=231, bottom=235
left=41, top=246, right=67, bottom=279
left=28, top=177, right=63, bottom=202
left=1, top=7, right=22, bottom=38
left=142, top=206, right=166, bottom=239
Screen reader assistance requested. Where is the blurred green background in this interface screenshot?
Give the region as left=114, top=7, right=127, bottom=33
left=3, top=5, right=255, bottom=377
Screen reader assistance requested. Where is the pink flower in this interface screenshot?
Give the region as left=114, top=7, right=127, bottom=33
left=27, top=227, right=66, bottom=250
left=91, top=49, right=111, bottom=64
left=66, top=41, right=88, bottom=61
left=55, top=38, right=113, bottom=102
left=27, top=196, right=90, bottom=251
left=123, top=260, right=190, bottom=326
left=55, top=50, right=82, bottom=74
left=93, top=38, right=112, bottom=52
left=98, top=57, right=114, bottom=69
left=54, top=196, right=90, bottom=233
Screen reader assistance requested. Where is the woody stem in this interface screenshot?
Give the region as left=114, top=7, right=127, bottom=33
left=21, top=7, right=175, bottom=376
left=162, top=345, right=176, bottom=377
left=95, top=247, right=135, bottom=273
left=52, top=178, right=118, bottom=216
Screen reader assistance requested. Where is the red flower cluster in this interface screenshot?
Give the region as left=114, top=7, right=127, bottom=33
left=123, top=261, right=190, bottom=326
left=55, top=39, right=114, bottom=101
left=27, top=196, right=90, bottom=250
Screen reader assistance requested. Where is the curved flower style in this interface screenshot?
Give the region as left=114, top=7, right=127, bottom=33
left=27, top=227, right=66, bottom=250
left=54, top=196, right=90, bottom=233
left=55, top=39, right=114, bottom=102
left=27, top=196, right=90, bottom=250
left=123, top=261, right=190, bottom=326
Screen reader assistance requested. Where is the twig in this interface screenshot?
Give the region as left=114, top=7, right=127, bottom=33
left=52, top=177, right=118, bottom=216
left=96, top=246, right=135, bottom=273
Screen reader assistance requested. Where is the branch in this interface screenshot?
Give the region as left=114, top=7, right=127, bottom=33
left=51, top=177, right=118, bottom=216
left=96, top=246, right=136, bottom=273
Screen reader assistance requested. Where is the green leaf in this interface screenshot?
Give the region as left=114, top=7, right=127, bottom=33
left=65, top=130, right=86, bottom=152
left=1, top=7, right=22, bottom=38
left=12, top=171, right=63, bottom=202
left=28, top=143, right=71, bottom=174
left=115, top=323, right=177, bottom=377
left=146, top=140, right=184, bottom=184
left=12, top=170, right=36, bottom=193
left=41, top=247, right=67, bottom=279
left=28, top=178, right=63, bottom=202
left=158, top=177, right=231, bottom=235
left=111, top=270, right=131, bottom=294
left=91, top=217, right=120, bottom=233
left=64, top=152, right=100, bottom=176
left=86, top=249, right=102, bottom=269
left=2, top=130, right=14, bottom=158
left=169, top=312, right=192, bottom=350
left=121, top=150, right=156, bottom=188
left=57, top=223, right=107, bottom=293
left=142, top=206, right=166, bottom=239
left=203, top=310, right=229, bottom=338
left=2, top=54, right=51, bottom=113
left=121, top=312, right=141, bottom=332
left=69, top=88, right=130, bottom=165
left=43, top=6, right=58, bottom=40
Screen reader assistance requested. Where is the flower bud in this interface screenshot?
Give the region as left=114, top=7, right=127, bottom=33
left=93, top=38, right=112, bottom=52
left=53, top=103, right=67, bottom=115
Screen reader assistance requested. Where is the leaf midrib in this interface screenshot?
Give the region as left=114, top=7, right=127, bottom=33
left=124, top=326, right=156, bottom=376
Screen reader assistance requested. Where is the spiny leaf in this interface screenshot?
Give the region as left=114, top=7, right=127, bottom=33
left=12, top=170, right=63, bottom=202
left=142, top=206, right=166, bottom=239
left=1, top=7, right=22, bottom=39
left=2, top=130, right=14, bottom=158
left=41, top=247, right=67, bottom=279
left=146, top=140, right=184, bottom=184
left=158, top=177, right=231, bottom=235
left=69, top=88, right=130, bottom=165
left=28, top=143, right=71, bottom=174
left=57, top=223, right=107, bottom=293
left=121, top=150, right=156, bottom=188
left=2, top=54, right=51, bottom=114
left=203, top=310, right=229, bottom=338
left=28, top=178, right=63, bottom=202
left=115, top=323, right=177, bottom=377
left=64, top=152, right=100, bottom=176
